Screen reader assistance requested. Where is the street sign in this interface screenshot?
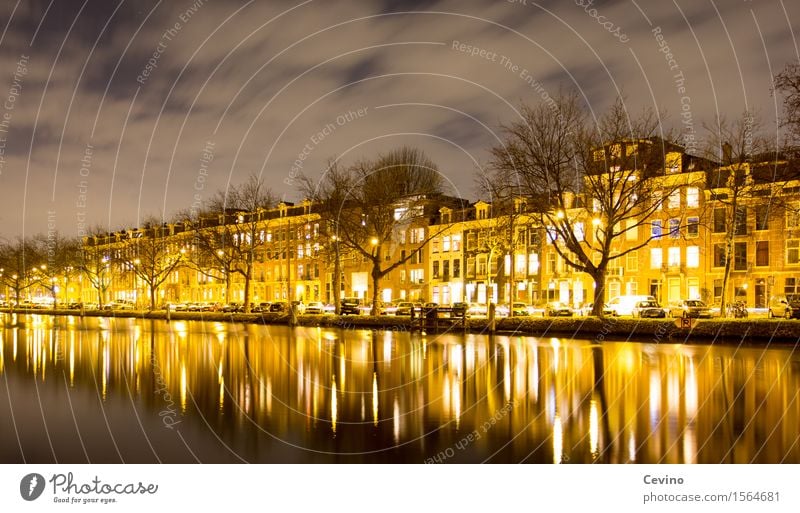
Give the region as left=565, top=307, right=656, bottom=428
left=674, top=317, right=697, bottom=329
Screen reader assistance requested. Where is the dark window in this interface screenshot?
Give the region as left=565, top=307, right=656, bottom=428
left=713, top=208, right=726, bottom=233
left=734, top=242, right=747, bottom=271
left=714, top=279, right=723, bottom=300
left=713, top=244, right=727, bottom=267
left=669, top=219, right=681, bottom=239
left=443, top=260, right=450, bottom=279
left=433, top=261, right=440, bottom=279
left=786, top=278, right=799, bottom=295
left=755, top=205, right=770, bottom=231
left=687, top=217, right=699, bottom=237
left=453, top=259, right=461, bottom=278
left=734, top=206, right=747, bottom=235
left=651, top=220, right=662, bottom=238
left=756, top=241, right=769, bottom=267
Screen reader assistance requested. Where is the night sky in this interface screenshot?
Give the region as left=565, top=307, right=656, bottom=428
left=0, top=0, right=797, bottom=237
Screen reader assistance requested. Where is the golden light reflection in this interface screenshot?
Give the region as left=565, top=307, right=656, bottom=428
left=553, top=413, right=563, bottom=464
left=393, top=396, right=400, bottom=443
left=69, top=337, right=75, bottom=386
left=266, top=377, right=272, bottom=414
left=628, top=430, right=636, bottom=462
left=2, top=321, right=799, bottom=464
left=589, top=398, right=599, bottom=457
left=339, top=343, right=345, bottom=392
left=372, top=372, right=378, bottom=427
left=180, top=363, right=187, bottom=411
left=331, top=378, right=337, bottom=435
left=102, top=340, right=109, bottom=399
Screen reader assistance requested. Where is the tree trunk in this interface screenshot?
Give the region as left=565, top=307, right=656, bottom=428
left=333, top=242, right=341, bottom=315
left=371, top=260, right=381, bottom=316
left=224, top=272, right=231, bottom=304
left=150, top=284, right=157, bottom=310
left=719, top=237, right=734, bottom=319
left=243, top=264, right=252, bottom=313
left=591, top=267, right=607, bottom=317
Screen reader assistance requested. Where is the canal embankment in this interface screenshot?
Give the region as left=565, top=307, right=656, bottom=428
left=2, top=308, right=800, bottom=344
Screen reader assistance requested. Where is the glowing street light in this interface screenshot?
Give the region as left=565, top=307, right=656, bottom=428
left=370, top=237, right=379, bottom=246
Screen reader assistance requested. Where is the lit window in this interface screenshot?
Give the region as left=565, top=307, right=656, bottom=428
left=626, top=250, right=638, bottom=272
left=667, top=190, right=680, bottom=209
left=686, top=246, right=699, bottom=268
left=668, top=247, right=680, bottom=267
left=686, top=187, right=699, bottom=208
left=625, top=219, right=638, bottom=241
left=650, top=248, right=662, bottom=269
left=574, top=222, right=584, bottom=242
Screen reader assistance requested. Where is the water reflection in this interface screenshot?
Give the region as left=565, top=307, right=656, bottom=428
left=1, top=313, right=799, bottom=463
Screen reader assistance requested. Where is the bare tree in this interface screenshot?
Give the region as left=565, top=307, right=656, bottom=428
left=703, top=112, right=776, bottom=316
left=207, top=175, right=276, bottom=313
left=306, top=147, right=444, bottom=315
left=775, top=64, right=800, bottom=144
left=298, top=159, right=354, bottom=314
left=475, top=174, right=529, bottom=304
left=489, top=92, right=694, bottom=316
left=31, top=232, right=80, bottom=308
left=118, top=220, right=185, bottom=310
left=77, top=227, right=115, bottom=307
left=0, top=237, right=38, bottom=305
left=173, top=210, right=237, bottom=305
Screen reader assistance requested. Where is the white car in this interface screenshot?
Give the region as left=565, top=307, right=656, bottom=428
left=305, top=301, right=326, bottom=314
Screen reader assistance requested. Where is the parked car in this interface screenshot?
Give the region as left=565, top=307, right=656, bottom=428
left=607, top=295, right=657, bottom=316
left=668, top=299, right=712, bottom=318
left=450, top=302, right=468, bottom=318
left=340, top=297, right=362, bottom=315
left=253, top=302, right=271, bottom=313
left=104, top=300, right=136, bottom=310
left=467, top=303, right=488, bottom=317
left=269, top=301, right=289, bottom=313
left=395, top=302, right=416, bottom=316
left=379, top=301, right=399, bottom=315
left=632, top=300, right=666, bottom=318
left=291, top=301, right=306, bottom=314
left=768, top=294, right=800, bottom=319
left=422, top=302, right=439, bottom=317
left=305, top=301, right=326, bottom=314
left=578, top=302, right=614, bottom=316
left=221, top=302, right=243, bottom=313
left=509, top=302, right=535, bottom=317
left=545, top=302, right=574, bottom=317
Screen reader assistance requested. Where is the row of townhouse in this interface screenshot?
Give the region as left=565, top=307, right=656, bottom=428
left=76, top=143, right=800, bottom=311
left=426, top=142, right=800, bottom=310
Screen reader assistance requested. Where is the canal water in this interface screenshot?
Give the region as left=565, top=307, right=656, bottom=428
left=1, top=314, right=798, bottom=463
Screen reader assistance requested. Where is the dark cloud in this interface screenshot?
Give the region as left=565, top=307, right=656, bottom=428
left=0, top=0, right=797, bottom=237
